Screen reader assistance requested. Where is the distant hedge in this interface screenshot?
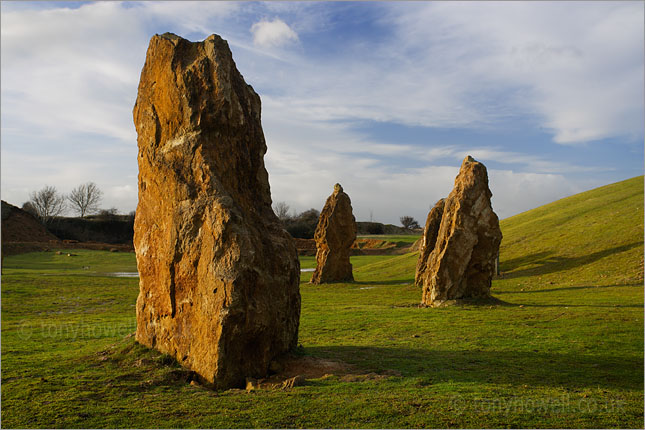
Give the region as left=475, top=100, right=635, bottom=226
left=45, top=213, right=415, bottom=243
left=356, top=222, right=413, bottom=235
left=46, top=214, right=134, bottom=244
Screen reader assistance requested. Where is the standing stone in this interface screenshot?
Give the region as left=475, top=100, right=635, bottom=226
left=133, top=33, right=300, bottom=389
left=421, top=156, right=502, bottom=306
left=414, top=198, right=445, bottom=287
left=311, top=184, right=357, bottom=284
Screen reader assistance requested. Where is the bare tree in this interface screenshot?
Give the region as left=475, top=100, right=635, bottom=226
left=400, top=215, right=421, bottom=230
left=273, top=201, right=291, bottom=222
left=28, top=185, right=66, bottom=221
left=98, top=207, right=119, bottom=218
left=68, top=182, right=103, bottom=217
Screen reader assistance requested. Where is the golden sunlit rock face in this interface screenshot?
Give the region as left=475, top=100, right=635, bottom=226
left=311, top=183, right=357, bottom=284
left=133, top=33, right=300, bottom=389
left=419, top=156, right=502, bottom=307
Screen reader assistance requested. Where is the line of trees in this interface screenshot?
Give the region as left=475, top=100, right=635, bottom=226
left=22, top=182, right=124, bottom=222
left=21, top=185, right=422, bottom=233
left=273, top=201, right=423, bottom=237
left=272, top=202, right=320, bottom=239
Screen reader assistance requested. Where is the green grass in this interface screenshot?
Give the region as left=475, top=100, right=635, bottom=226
left=2, top=176, right=643, bottom=428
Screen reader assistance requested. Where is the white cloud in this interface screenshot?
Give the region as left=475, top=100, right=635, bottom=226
left=135, top=1, right=239, bottom=36
left=0, top=1, right=240, bottom=144
left=457, top=148, right=612, bottom=175
left=1, top=2, right=143, bottom=142
left=0, top=1, right=238, bottom=213
left=266, top=131, right=587, bottom=224
left=105, top=185, right=138, bottom=213
left=261, top=100, right=602, bottom=224
left=247, top=2, right=642, bottom=143
left=382, top=1, right=644, bottom=143
left=488, top=170, right=581, bottom=220
left=251, top=18, right=298, bottom=48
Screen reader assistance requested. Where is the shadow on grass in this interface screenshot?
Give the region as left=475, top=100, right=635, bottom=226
left=520, top=303, right=643, bottom=309
left=501, top=251, right=552, bottom=272
left=94, top=338, right=642, bottom=395
left=500, top=242, right=643, bottom=279
left=495, top=282, right=644, bottom=296
left=306, top=345, right=643, bottom=391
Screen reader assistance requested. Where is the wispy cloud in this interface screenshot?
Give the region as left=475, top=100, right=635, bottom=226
left=383, top=1, right=644, bottom=143
left=1, top=2, right=641, bottom=221
left=251, top=18, right=298, bottom=48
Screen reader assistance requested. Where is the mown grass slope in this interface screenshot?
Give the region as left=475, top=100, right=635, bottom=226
left=1, top=176, right=643, bottom=428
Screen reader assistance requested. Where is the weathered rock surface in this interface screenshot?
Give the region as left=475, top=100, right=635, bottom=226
left=311, top=184, right=357, bottom=284
left=421, top=156, right=502, bottom=306
left=133, top=33, right=300, bottom=389
left=414, top=198, right=445, bottom=287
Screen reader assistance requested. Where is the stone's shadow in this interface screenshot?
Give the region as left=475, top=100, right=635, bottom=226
left=495, top=283, right=643, bottom=296
left=412, top=296, right=514, bottom=308
left=100, top=336, right=642, bottom=393
left=305, top=346, right=643, bottom=391
left=501, top=251, right=552, bottom=272
left=442, top=296, right=513, bottom=307
left=500, top=242, right=642, bottom=279
left=493, top=283, right=644, bottom=308
left=514, top=302, right=643, bottom=309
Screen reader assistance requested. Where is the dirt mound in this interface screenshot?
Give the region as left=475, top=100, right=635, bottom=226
left=409, top=237, right=422, bottom=252
left=293, top=237, right=416, bottom=256
left=1, top=201, right=135, bottom=257
left=244, top=354, right=402, bottom=391
left=277, top=355, right=352, bottom=379
left=1, top=201, right=59, bottom=243
left=293, top=238, right=316, bottom=255
left=352, top=238, right=397, bottom=250
left=2, top=241, right=134, bottom=257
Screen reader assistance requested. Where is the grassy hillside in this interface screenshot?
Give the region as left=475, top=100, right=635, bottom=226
left=355, top=176, right=644, bottom=286
left=499, top=176, right=643, bottom=287
left=1, top=176, right=642, bottom=428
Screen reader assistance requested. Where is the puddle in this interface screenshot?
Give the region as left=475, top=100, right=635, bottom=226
left=105, top=272, right=139, bottom=278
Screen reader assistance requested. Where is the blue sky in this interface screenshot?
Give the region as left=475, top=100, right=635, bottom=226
left=1, top=1, right=643, bottom=224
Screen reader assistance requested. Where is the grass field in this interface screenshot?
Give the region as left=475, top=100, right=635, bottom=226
left=1, top=176, right=643, bottom=428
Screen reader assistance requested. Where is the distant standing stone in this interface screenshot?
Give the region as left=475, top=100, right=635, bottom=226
left=414, top=198, right=445, bottom=287
left=311, top=184, right=357, bottom=284
left=420, top=156, right=502, bottom=306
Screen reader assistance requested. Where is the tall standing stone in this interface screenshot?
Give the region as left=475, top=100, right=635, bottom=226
left=421, top=156, right=502, bottom=307
left=414, top=198, right=445, bottom=287
left=133, top=33, right=301, bottom=389
left=311, top=184, right=357, bottom=284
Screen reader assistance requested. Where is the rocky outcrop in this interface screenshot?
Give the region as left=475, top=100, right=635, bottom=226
left=414, top=198, right=445, bottom=287
left=133, top=33, right=300, bottom=389
left=311, top=184, right=357, bottom=284
left=421, top=156, right=502, bottom=306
